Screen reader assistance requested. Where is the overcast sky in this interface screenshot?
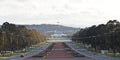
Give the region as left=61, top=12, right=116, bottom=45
left=0, top=0, right=120, bottom=28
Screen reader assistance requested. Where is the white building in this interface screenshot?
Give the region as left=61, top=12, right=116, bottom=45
left=51, top=33, right=67, bottom=37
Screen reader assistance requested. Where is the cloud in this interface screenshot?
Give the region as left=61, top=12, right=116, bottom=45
left=0, top=0, right=119, bottom=28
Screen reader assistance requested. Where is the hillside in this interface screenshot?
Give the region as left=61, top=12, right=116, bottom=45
left=25, top=24, right=80, bottom=36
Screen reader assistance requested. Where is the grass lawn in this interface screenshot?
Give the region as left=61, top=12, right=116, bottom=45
left=72, top=42, right=104, bottom=54
left=73, top=42, right=120, bottom=58
left=0, top=42, right=46, bottom=58
left=0, top=56, right=8, bottom=58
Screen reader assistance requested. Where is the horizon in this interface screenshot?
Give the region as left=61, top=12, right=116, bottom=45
left=0, top=0, right=120, bottom=28
left=0, top=21, right=111, bottom=28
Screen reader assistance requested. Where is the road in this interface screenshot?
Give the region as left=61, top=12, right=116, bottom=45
left=23, top=42, right=93, bottom=60
left=66, top=42, right=120, bottom=60
left=1, top=42, right=53, bottom=60
left=2, top=40, right=120, bottom=60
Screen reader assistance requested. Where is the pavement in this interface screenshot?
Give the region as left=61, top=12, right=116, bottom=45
left=1, top=42, right=53, bottom=60
left=23, top=57, right=93, bottom=60
left=66, top=42, right=120, bottom=60
left=2, top=41, right=120, bottom=60
left=23, top=42, right=94, bottom=60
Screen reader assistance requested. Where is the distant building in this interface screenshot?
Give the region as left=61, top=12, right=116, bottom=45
left=101, top=50, right=108, bottom=54
left=51, top=33, right=67, bottom=37
left=51, top=31, right=67, bottom=37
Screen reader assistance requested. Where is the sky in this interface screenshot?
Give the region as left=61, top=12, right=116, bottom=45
left=0, top=0, right=120, bottom=28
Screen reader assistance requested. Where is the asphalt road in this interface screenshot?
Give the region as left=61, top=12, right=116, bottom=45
left=1, top=42, right=53, bottom=60
left=23, top=42, right=94, bottom=60
left=66, top=42, right=120, bottom=60
left=2, top=41, right=120, bottom=60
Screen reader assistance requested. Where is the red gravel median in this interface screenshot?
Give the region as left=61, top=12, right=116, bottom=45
left=45, top=42, right=73, bottom=58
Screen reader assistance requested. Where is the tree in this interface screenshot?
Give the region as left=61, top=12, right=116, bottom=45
left=72, top=20, right=120, bottom=53
left=0, top=22, right=46, bottom=51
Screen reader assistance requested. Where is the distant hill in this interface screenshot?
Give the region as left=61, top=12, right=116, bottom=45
left=25, top=24, right=80, bottom=36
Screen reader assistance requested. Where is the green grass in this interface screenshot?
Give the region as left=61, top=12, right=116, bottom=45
left=106, top=53, right=120, bottom=58
left=73, top=42, right=120, bottom=58
left=0, top=56, right=8, bottom=58
left=72, top=42, right=104, bottom=55
left=112, top=55, right=120, bottom=58
left=0, top=42, right=46, bottom=58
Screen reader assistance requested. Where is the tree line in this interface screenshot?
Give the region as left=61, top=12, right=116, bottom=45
left=72, top=20, right=120, bottom=54
left=0, top=22, right=46, bottom=52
